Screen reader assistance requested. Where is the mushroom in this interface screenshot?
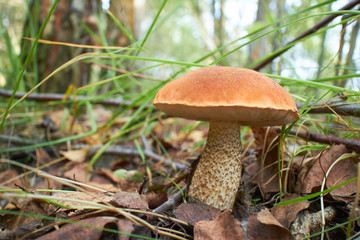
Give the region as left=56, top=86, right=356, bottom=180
left=153, top=66, right=299, bottom=210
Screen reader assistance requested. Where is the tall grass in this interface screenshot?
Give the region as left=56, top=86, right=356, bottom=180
left=0, top=0, right=359, bottom=239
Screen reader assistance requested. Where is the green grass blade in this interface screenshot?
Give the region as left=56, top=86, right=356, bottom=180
left=266, top=74, right=360, bottom=95
left=274, top=177, right=357, bottom=206
left=135, top=0, right=168, bottom=57
left=106, top=10, right=137, bottom=46
left=0, top=0, right=60, bottom=133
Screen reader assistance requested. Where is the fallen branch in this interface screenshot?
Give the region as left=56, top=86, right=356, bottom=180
left=251, top=0, right=360, bottom=71
left=276, top=129, right=360, bottom=152
left=296, top=102, right=360, bottom=117
left=2, top=89, right=360, bottom=117
left=0, top=89, right=148, bottom=108
left=150, top=185, right=187, bottom=221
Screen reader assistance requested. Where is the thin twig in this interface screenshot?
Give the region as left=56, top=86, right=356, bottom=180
left=131, top=186, right=188, bottom=237
left=277, top=129, right=360, bottom=152
left=2, top=88, right=360, bottom=117
left=296, top=102, right=360, bottom=117
left=0, top=89, right=151, bottom=108
left=151, top=186, right=187, bottom=220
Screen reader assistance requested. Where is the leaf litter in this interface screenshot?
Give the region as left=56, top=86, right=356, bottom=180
left=1, top=106, right=360, bottom=239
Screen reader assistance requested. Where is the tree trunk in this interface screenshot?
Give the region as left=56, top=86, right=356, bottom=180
left=21, top=0, right=135, bottom=93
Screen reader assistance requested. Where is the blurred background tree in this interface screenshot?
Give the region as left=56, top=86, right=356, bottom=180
left=0, top=0, right=359, bottom=94
left=19, top=0, right=135, bottom=92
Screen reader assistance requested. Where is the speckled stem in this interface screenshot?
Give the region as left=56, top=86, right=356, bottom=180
left=188, top=120, right=242, bottom=210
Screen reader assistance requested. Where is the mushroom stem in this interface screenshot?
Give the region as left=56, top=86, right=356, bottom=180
left=188, top=120, right=242, bottom=210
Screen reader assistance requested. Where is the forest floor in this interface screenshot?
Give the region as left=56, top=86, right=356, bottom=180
left=0, top=103, right=359, bottom=240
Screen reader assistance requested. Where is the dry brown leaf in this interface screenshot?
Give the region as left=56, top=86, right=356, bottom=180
left=117, top=219, right=134, bottom=240
left=92, top=106, right=113, bottom=123
left=146, top=191, right=168, bottom=209
left=110, top=191, right=148, bottom=209
left=271, top=194, right=310, bottom=228
left=247, top=208, right=294, bottom=240
left=36, top=217, right=114, bottom=240
left=0, top=169, right=22, bottom=187
left=99, top=168, right=141, bottom=192
left=64, top=163, right=91, bottom=182
left=60, top=148, right=89, bottom=163
left=173, top=203, right=222, bottom=226
left=36, top=148, right=53, bottom=165
left=63, top=163, right=125, bottom=192
left=51, top=191, right=112, bottom=208
left=47, top=110, right=66, bottom=130
left=245, top=127, right=281, bottom=194
left=194, top=210, right=245, bottom=240
left=327, top=154, right=358, bottom=202
left=52, top=191, right=148, bottom=210
left=297, top=144, right=348, bottom=194
left=0, top=200, right=47, bottom=239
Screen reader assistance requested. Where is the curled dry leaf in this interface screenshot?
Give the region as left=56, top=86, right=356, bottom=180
left=145, top=191, right=168, bottom=209
left=47, top=110, right=66, bottom=130
left=296, top=144, right=357, bottom=202
left=63, top=163, right=121, bottom=192
left=271, top=194, right=310, bottom=229
left=247, top=208, right=294, bottom=240
left=110, top=191, right=148, bottom=209
left=60, top=148, right=89, bottom=163
left=173, top=203, right=222, bottom=226
left=194, top=210, right=245, bottom=240
left=52, top=191, right=148, bottom=210
left=326, top=154, right=359, bottom=202
left=0, top=169, right=23, bottom=187
left=64, top=163, right=91, bottom=182
left=245, top=127, right=281, bottom=194
left=0, top=200, right=47, bottom=239
left=117, top=219, right=134, bottom=240
left=36, top=217, right=117, bottom=240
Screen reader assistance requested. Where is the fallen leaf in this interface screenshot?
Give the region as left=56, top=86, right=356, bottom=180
left=0, top=169, right=22, bottom=187
left=99, top=168, right=141, bottom=192
left=110, top=191, right=148, bottom=209
left=0, top=200, right=47, bottom=239
left=62, top=163, right=120, bottom=192
left=297, top=144, right=348, bottom=194
left=245, top=127, right=281, bottom=194
left=117, top=219, right=134, bottom=240
left=64, top=163, right=91, bottom=182
left=51, top=192, right=112, bottom=209
left=247, top=208, right=294, bottom=240
left=327, top=154, right=358, bottom=202
left=36, top=148, right=54, bottom=165
left=271, top=194, right=310, bottom=228
left=146, top=191, right=168, bottom=209
left=173, top=203, right=222, bottom=226
left=52, top=191, right=148, bottom=210
left=34, top=148, right=63, bottom=190
left=36, top=217, right=114, bottom=240
left=47, top=110, right=66, bottom=130
left=60, top=148, right=89, bottom=163
left=194, top=210, right=245, bottom=240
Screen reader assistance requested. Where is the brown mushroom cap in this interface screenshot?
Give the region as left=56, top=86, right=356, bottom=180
left=154, top=66, right=299, bottom=125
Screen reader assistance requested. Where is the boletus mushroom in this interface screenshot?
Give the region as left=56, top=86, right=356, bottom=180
left=153, top=66, right=299, bottom=210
